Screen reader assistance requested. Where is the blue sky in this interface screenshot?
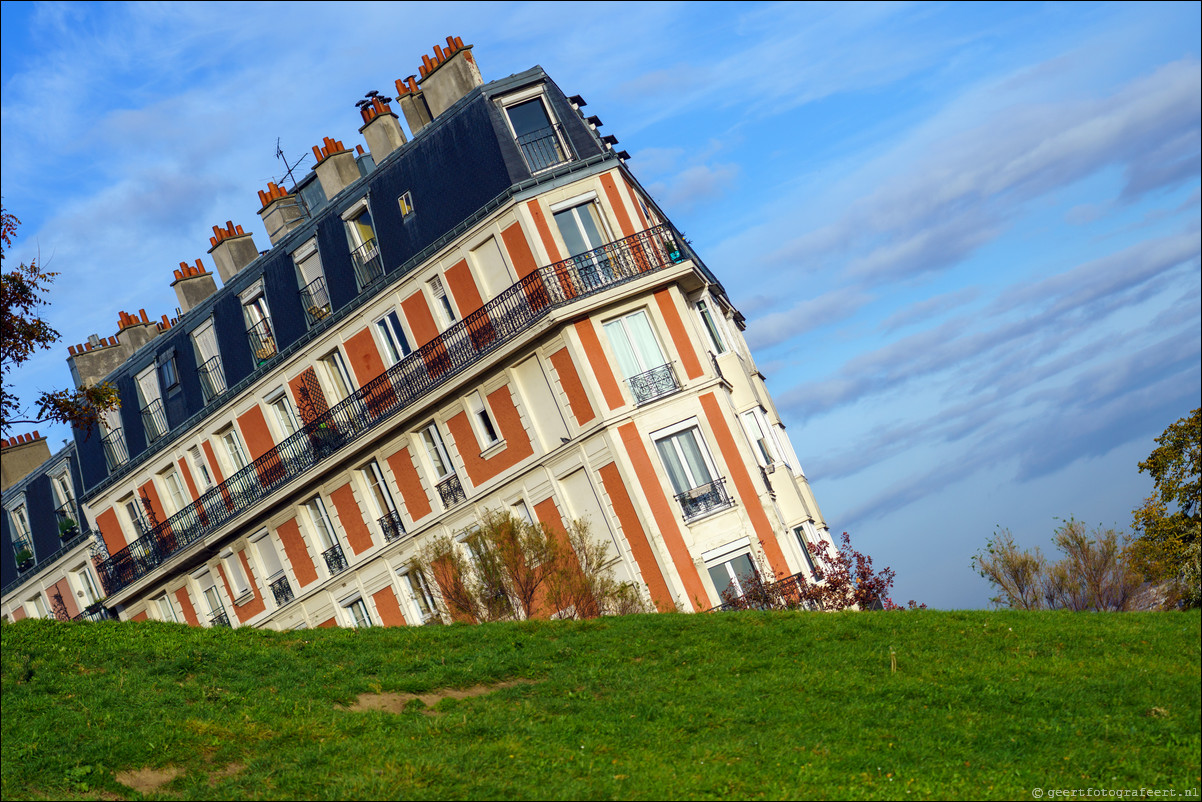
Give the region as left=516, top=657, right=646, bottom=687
left=2, top=2, right=1198, bottom=608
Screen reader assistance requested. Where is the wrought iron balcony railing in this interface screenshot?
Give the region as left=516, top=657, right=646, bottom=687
left=247, top=318, right=277, bottom=366
left=516, top=124, right=574, bottom=173
left=323, top=543, right=349, bottom=576
left=102, top=429, right=128, bottom=472
left=72, top=602, right=117, bottom=622
left=140, top=399, right=169, bottom=444
left=210, top=611, right=232, bottom=628
left=198, top=356, right=226, bottom=403
left=94, top=224, right=685, bottom=596
left=710, top=571, right=817, bottom=613
left=299, top=276, right=332, bottom=328
left=628, top=362, right=680, bottom=405
left=675, top=478, right=735, bottom=522
left=436, top=474, right=466, bottom=509
left=379, top=509, right=406, bottom=543
left=270, top=575, right=294, bottom=606
left=352, top=238, right=384, bottom=292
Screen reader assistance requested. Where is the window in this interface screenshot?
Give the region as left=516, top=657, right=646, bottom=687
left=294, top=239, right=330, bottom=327
left=158, top=350, right=179, bottom=392
left=297, top=176, right=327, bottom=216
left=504, top=95, right=570, bottom=173
left=218, top=427, right=250, bottom=474
left=346, top=205, right=382, bottom=291
left=794, top=524, right=824, bottom=580
left=242, top=283, right=276, bottom=365
left=73, top=566, right=103, bottom=607
left=467, top=392, right=500, bottom=446
left=124, top=497, right=151, bottom=537
left=51, top=471, right=74, bottom=508
left=10, top=505, right=34, bottom=568
left=603, top=311, right=677, bottom=404
left=706, top=549, right=757, bottom=600
left=653, top=423, right=733, bottom=522
left=741, top=408, right=781, bottom=468
left=553, top=200, right=613, bottom=288
left=267, top=391, right=299, bottom=440
left=401, top=569, right=437, bottom=622
left=196, top=572, right=229, bottom=627
left=136, top=364, right=167, bottom=443
left=359, top=459, right=398, bottom=521
left=696, top=298, right=727, bottom=355
left=428, top=275, right=457, bottom=328
left=318, top=350, right=354, bottom=403
left=100, top=406, right=128, bottom=470
left=189, top=446, right=215, bottom=491
left=26, top=595, right=52, bottom=620
left=398, top=191, right=414, bottom=217
left=193, top=317, right=226, bottom=402
left=161, top=468, right=190, bottom=516
left=303, top=496, right=347, bottom=575
left=375, top=311, right=413, bottom=366
left=420, top=424, right=453, bottom=481
left=343, top=596, right=373, bottom=628
left=512, top=499, right=533, bottom=525
left=156, top=595, right=179, bottom=623
left=220, top=549, right=252, bottom=599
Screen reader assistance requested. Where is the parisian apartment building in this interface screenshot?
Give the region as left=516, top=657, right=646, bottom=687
left=2, top=39, right=830, bottom=628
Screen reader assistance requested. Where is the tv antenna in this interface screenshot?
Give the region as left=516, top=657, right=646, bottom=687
left=274, top=138, right=310, bottom=191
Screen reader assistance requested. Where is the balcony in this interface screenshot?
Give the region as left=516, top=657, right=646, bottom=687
left=247, top=318, right=277, bottom=366
left=270, top=575, right=294, bottom=606
left=299, top=276, right=332, bottom=328
left=72, top=602, right=117, bottom=622
left=209, top=611, right=232, bottom=628
left=197, top=356, right=226, bottom=404
left=140, top=399, right=169, bottom=444
left=379, top=509, right=406, bottom=543
left=323, top=543, right=350, bottom=576
left=517, top=124, right=573, bottom=173
left=351, top=238, right=384, bottom=292
left=674, top=478, right=735, bottom=522
left=55, top=502, right=80, bottom=540
left=94, top=224, right=685, bottom=596
left=710, top=571, right=815, bottom=613
left=101, top=429, right=128, bottom=472
left=437, top=474, right=466, bottom=509
left=628, top=363, right=680, bottom=405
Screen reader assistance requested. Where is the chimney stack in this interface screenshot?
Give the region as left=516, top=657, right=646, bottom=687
left=358, top=93, right=407, bottom=163
left=311, top=137, right=359, bottom=201
left=172, top=259, right=219, bottom=313
left=257, top=182, right=305, bottom=245
left=417, top=37, right=483, bottom=119
left=395, top=75, right=433, bottom=136
left=1, top=430, right=52, bottom=492
left=67, top=332, right=132, bottom=390
left=207, top=221, right=259, bottom=284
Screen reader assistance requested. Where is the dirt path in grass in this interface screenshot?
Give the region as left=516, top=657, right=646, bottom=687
left=347, top=678, right=539, bottom=714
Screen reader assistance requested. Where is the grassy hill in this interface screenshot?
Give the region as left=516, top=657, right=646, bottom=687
left=2, top=610, right=1199, bottom=800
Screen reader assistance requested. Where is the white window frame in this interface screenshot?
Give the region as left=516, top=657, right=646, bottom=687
left=136, top=364, right=166, bottom=441
left=25, top=594, right=52, bottom=620
left=398, top=191, right=414, bottom=218
left=266, top=389, right=300, bottom=440
left=374, top=310, right=413, bottom=367
left=317, top=349, right=355, bottom=403
left=123, top=496, right=151, bottom=537
left=467, top=391, right=501, bottom=448
left=428, top=274, right=457, bottom=328
left=192, top=317, right=227, bottom=399
left=650, top=419, right=721, bottom=494
left=155, top=594, right=180, bottom=623
left=603, top=309, right=672, bottom=388
left=794, top=523, right=825, bottom=580
left=161, top=467, right=190, bottom=516
left=250, top=528, right=288, bottom=587
left=551, top=197, right=612, bottom=257
left=303, top=496, right=340, bottom=552
left=358, top=459, right=398, bottom=522
left=696, top=298, right=728, bottom=355
left=51, top=470, right=75, bottom=509
left=188, top=446, right=215, bottom=492
left=419, top=424, right=454, bottom=482
left=341, top=594, right=373, bottom=628
left=703, top=540, right=758, bottom=599
left=218, top=427, right=250, bottom=475
left=71, top=564, right=103, bottom=607
left=400, top=568, right=438, bottom=623
left=498, top=87, right=572, bottom=174
left=220, top=548, right=253, bottom=601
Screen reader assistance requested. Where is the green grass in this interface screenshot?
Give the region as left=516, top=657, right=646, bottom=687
left=2, top=610, right=1199, bottom=800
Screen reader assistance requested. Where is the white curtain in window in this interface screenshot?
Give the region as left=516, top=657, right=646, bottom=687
left=603, top=311, right=666, bottom=380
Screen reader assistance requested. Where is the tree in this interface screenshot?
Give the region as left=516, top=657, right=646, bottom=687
left=974, top=519, right=1143, bottom=611
left=718, top=531, right=924, bottom=612
left=1130, top=408, right=1201, bottom=608
left=1, top=203, right=119, bottom=436
left=410, top=510, right=646, bottom=623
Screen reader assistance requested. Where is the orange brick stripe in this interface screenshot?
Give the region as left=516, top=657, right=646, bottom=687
left=549, top=346, right=596, bottom=425
left=574, top=319, right=625, bottom=411
left=597, top=462, right=674, bottom=612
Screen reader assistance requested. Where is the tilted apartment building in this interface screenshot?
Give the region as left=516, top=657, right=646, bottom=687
left=2, top=39, right=830, bottom=627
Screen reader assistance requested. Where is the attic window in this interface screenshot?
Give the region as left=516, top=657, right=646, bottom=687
left=399, top=191, right=414, bottom=217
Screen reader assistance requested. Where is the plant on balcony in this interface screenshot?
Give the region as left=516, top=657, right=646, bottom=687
left=58, top=517, right=79, bottom=540
left=15, top=547, right=34, bottom=571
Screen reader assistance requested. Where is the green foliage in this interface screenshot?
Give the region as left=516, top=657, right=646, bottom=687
left=1132, top=408, right=1202, bottom=608
left=0, top=203, right=119, bottom=437
left=2, top=612, right=1198, bottom=800
left=975, top=519, right=1142, bottom=610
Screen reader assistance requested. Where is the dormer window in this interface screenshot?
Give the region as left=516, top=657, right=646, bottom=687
left=241, top=282, right=276, bottom=366
left=344, top=201, right=382, bottom=291
left=136, top=365, right=168, bottom=444
left=293, top=239, right=330, bottom=328
left=192, top=317, right=226, bottom=403
left=502, top=90, right=573, bottom=173
left=100, top=406, right=128, bottom=471
left=9, top=505, right=34, bottom=571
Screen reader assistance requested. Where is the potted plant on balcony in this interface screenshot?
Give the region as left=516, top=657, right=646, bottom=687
left=15, top=547, right=34, bottom=572
left=59, top=517, right=80, bottom=541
